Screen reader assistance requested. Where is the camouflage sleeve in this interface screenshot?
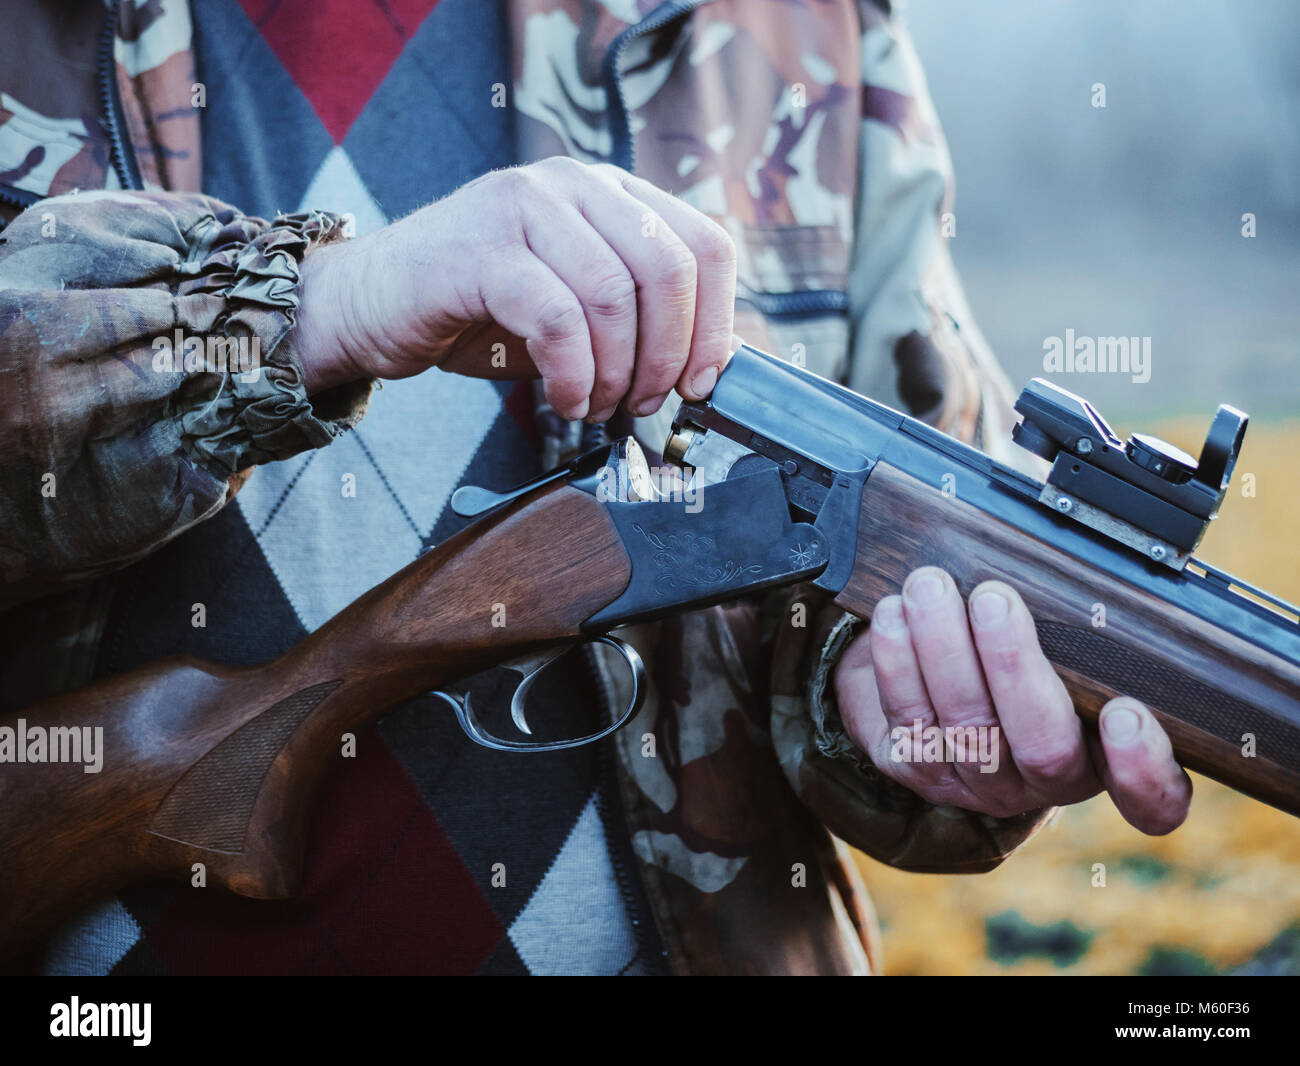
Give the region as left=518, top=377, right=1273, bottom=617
left=770, top=591, right=1054, bottom=873
left=0, top=190, right=371, bottom=607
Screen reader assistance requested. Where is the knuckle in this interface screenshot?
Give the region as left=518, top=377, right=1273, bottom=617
left=954, top=780, right=1030, bottom=818
left=650, top=238, right=698, bottom=293
left=591, top=364, right=632, bottom=401
left=884, top=693, right=934, bottom=727
left=538, top=156, right=592, bottom=192
left=690, top=322, right=736, bottom=360
left=984, top=796, right=1032, bottom=820
left=920, top=778, right=975, bottom=810
left=963, top=793, right=1007, bottom=818
left=592, top=162, right=631, bottom=186
left=539, top=154, right=584, bottom=174
left=508, top=166, right=568, bottom=215
left=636, top=342, right=689, bottom=380
left=584, top=267, right=637, bottom=320
left=868, top=639, right=909, bottom=682
left=870, top=732, right=908, bottom=776
left=1015, top=737, right=1080, bottom=782
left=544, top=375, right=588, bottom=410
left=534, top=293, right=586, bottom=344
left=500, top=165, right=542, bottom=198
left=982, top=644, right=1025, bottom=680
left=494, top=170, right=545, bottom=231
left=695, top=219, right=736, bottom=268
left=931, top=691, right=993, bottom=730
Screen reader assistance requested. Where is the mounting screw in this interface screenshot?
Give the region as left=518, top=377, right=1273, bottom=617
left=782, top=459, right=799, bottom=476
left=1150, top=544, right=1167, bottom=561
left=1056, top=496, right=1074, bottom=513
left=1076, top=438, right=1094, bottom=455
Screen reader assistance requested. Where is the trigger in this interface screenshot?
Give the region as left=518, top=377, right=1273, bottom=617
left=505, top=648, right=567, bottom=738
left=511, top=697, right=533, bottom=736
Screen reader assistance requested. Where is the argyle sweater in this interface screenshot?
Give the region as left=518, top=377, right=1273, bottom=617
left=40, top=0, right=665, bottom=977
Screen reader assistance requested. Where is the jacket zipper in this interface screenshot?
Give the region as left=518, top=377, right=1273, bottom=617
left=0, top=0, right=141, bottom=224
left=0, top=184, right=39, bottom=214
left=737, top=282, right=850, bottom=319
left=601, top=0, right=713, bottom=171
left=98, top=0, right=144, bottom=191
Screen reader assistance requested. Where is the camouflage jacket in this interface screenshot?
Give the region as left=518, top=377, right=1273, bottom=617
left=0, top=0, right=1050, bottom=974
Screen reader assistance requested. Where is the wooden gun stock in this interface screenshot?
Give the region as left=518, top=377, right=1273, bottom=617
left=835, top=462, right=1300, bottom=817
left=0, top=485, right=630, bottom=960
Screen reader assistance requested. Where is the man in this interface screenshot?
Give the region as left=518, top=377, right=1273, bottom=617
left=0, top=0, right=1189, bottom=975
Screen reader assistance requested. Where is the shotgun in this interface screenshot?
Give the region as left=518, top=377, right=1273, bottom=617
left=3, top=343, right=1299, bottom=958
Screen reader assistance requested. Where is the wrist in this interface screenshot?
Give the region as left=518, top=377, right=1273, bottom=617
left=296, top=241, right=369, bottom=394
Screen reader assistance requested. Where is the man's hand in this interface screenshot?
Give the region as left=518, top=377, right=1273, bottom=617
left=835, top=566, right=1193, bottom=834
left=295, top=157, right=737, bottom=422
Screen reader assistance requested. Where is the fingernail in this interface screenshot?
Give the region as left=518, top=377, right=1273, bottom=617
left=567, top=397, right=589, bottom=421
left=690, top=365, right=719, bottom=397
left=631, top=393, right=669, bottom=417
left=587, top=407, right=616, bottom=424
left=971, top=589, right=1009, bottom=627
left=1102, top=704, right=1141, bottom=744
left=872, top=597, right=906, bottom=635
left=904, top=570, right=946, bottom=606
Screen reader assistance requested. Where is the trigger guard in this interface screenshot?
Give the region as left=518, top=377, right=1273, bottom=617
left=432, top=635, right=646, bottom=753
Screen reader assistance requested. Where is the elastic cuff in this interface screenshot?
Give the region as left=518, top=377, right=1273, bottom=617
left=176, top=209, right=371, bottom=473
left=808, top=611, right=879, bottom=773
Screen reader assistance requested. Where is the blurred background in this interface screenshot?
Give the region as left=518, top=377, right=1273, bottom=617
left=854, top=0, right=1300, bottom=975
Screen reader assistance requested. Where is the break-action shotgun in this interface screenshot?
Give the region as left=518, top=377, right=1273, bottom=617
left=2, top=343, right=1299, bottom=958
